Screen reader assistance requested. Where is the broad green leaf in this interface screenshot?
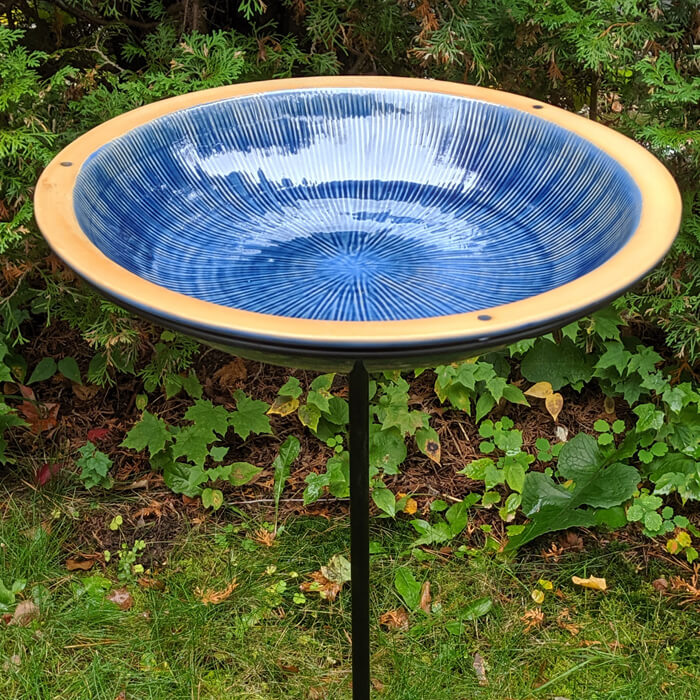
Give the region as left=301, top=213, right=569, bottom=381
left=310, top=373, right=335, bottom=393
left=372, top=487, right=396, bottom=517
left=27, top=357, right=57, bottom=385
left=278, top=377, right=303, bottom=399
left=298, top=403, right=321, bottom=431
left=201, top=488, right=224, bottom=510
left=172, top=425, right=212, bottom=466
left=445, top=499, right=471, bottom=536
left=370, top=425, right=406, bottom=475
left=461, top=596, right=493, bottom=621
left=163, top=462, right=206, bottom=497
left=209, top=445, right=229, bottom=462
left=595, top=342, right=633, bottom=374
left=230, top=390, right=272, bottom=440
left=58, top=357, right=82, bottom=385
left=228, top=461, right=263, bottom=486
left=121, top=411, right=170, bottom=456
left=475, top=393, right=496, bottom=421
left=520, top=338, right=593, bottom=390
left=395, top=567, right=421, bottom=610
left=184, top=399, right=230, bottom=437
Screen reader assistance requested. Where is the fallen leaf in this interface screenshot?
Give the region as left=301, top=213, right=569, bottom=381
left=531, top=589, right=545, bottom=604
left=214, top=358, right=247, bottom=388
left=555, top=424, right=569, bottom=442
left=36, top=462, right=61, bottom=486
left=307, top=687, right=326, bottom=699
left=321, top=554, right=351, bottom=586
left=525, top=381, right=554, bottom=399
left=138, top=577, right=165, bottom=591
left=9, top=600, right=39, bottom=627
left=419, top=581, right=431, bottom=614
left=572, top=575, right=607, bottom=591
left=278, top=663, right=299, bottom=673
left=611, top=99, right=623, bottom=113
left=196, top=579, right=238, bottom=605
left=473, top=652, right=488, bottom=686
left=252, top=528, right=276, bottom=547
left=545, top=392, right=564, bottom=422
left=87, top=427, right=110, bottom=442
left=66, top=554, right=101, bottom=571
left=379, top=608, right=409, bottom=630
left=133, top=501, right=165, bottom=519
left=107, top=588, right=134, bottom=610
left=18, top=396, right=58, bottom=434
left=652, top=577, right=669, bottom=592
left=114, top=692, right=127, bottom=700
left=73, top=383, right=99, bottom=401
left=371, top=678, right=385, bottom=692
left=403, top=497, right=418, bottom=515
left=522, top=608, right=544, bottom=632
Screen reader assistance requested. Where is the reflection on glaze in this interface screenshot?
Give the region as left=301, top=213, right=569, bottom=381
left=74, top=88, right=641, bottom=322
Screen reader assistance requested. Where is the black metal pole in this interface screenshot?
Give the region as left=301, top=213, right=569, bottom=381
left=348, top=360, right=370, bottom=699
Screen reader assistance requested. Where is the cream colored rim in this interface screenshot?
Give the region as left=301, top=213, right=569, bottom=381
left=35, top=76, right=682, bottom=349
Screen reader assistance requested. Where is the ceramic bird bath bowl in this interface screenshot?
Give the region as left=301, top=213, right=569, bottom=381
left=35, top=76, right=681, bottom=699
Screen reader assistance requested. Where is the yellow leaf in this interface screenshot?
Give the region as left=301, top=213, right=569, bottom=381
left=538, top=578, right=553, bottom=590
left=267, top=396, right=300, bottom=417
left=571, top=575, right=607, bottom=591
left=524, top=381, right=553, bottom=398
left=545, top=392, right=564, bottom=422
left=676, top=531, right=692, bottom=548
left=403, top=498, right=418, bottom=515
left=531, top=589, right=545, bottom=604
left=667, top=539, right=680, bottom=554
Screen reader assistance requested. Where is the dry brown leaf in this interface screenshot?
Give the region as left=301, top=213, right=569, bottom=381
left=214, top=358, right=247, bottom=388
left=17, top=391, right=59, bottom=434
left=9, top=600, right=39, bottom=627
left=572, top=575, right=607, bottom=591
left=307, top=687, right=326, bottom=700
left=371, top=678, right=385, bottom=693
left=66, top=554, right=101, bottom=571
left=379, top=608, right=409, bottom=631
left=472, top=652, right=488, bottom=686
left=545, top=392, right=564, bottom=422
left=300, top=571, right=342, bottom=601
left=278, top=663, right=299, bottom=673
left=196, top=579, right=238, bottom=605
left=522, top=608, right=544, bottom=632
left=133, top=501, right=165, bottom=519
left=107, top=588, right=134, bottom=610
left=419, top=581, right=431, bottom=614
left=252, top=528, right=276, bottom=547
left=652, top=577, right=669, bottom=592
left=72, top=383, right=100, bottom=401
left=138, top=576, right=165, bottom=591
left=524, top=381, right=554, bottom=399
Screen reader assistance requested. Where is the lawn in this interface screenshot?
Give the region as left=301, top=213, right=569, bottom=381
left=2, top=480, right=699, bottom=700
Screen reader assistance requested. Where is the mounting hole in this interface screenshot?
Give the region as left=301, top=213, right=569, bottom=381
left=478, top=314, right=492, bottom=321
left=532, top=104, right=544, bottom=109
left=60, top=161, right=73, bottom=167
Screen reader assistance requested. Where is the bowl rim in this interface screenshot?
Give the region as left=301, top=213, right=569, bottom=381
left=34, top=76, right=682, bottom=355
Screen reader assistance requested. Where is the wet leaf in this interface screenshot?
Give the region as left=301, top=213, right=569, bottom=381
left=379, top=608, right=409, bottom=630
left=572, top=575, right=607, bottom=591
left=195, top=579, right=238, bottom=605
left=107, top=588, right=134, bottom=610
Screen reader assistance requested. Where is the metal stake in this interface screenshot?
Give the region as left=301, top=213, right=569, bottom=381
left=348, top=361, right=370, bottom=699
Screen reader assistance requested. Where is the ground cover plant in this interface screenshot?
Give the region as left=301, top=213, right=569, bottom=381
left=0, top=1, right=699, bottom=698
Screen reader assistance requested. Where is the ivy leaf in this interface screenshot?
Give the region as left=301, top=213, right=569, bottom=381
left=184, top=399, right=229, bottom=438
left=415, top=426, right=441, bottom=464
left=278, top=376, right=303, bottom=399
left=595, top=342, right=633, bottom=374
left=370, top=425, right=407, bottom=475
left=633, top=403, right=665, bottom=433
left=395, top=567, right=422, bottom=610
left=520, top=339, right=593, bottom=390
left=121, top=411, right=170, bottom=456
left=227, top=461, right=262, bottom=486
left=163, top=462, right=206, bottom=497
left=230, top=390, right=272, bottom=440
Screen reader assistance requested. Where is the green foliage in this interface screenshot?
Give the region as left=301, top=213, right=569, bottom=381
left=76, top=442, right=114, bottom=489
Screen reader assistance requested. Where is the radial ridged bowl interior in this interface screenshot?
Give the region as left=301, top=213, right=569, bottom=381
left=73, top=88, right=642, bottom=323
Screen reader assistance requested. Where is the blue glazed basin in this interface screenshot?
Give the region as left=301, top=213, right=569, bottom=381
left=36, top=78, right=680, bottom=370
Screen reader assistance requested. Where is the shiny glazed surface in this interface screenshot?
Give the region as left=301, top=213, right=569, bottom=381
left=73, top=88, right=642, bottom=324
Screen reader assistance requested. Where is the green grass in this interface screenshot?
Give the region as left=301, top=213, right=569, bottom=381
left=1, top=488, right=700, bottom=699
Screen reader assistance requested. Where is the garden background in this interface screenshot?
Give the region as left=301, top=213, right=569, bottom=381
left=0, top=1, right=699, bottom=698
